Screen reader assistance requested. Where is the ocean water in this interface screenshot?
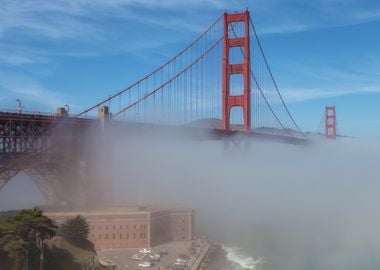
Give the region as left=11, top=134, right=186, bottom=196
left=223, top=246, right=264, bottom=270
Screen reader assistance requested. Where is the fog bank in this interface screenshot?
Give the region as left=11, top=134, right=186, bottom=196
left=2, top=131, right=380, bottom=270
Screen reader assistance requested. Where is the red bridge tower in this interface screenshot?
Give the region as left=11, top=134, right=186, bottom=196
left=222, top=11, right=251, bottom=132
left=325, top=106, right=337, bottom=139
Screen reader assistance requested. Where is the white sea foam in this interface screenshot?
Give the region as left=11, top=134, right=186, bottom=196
left=223, top=246, right=264, bottom=270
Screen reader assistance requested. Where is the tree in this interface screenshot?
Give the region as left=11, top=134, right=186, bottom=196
left=0, top=208, right=57, bottom=270
left=59, top=215, right=89, bottom=247
left=13, top=208, right=57, bottom=239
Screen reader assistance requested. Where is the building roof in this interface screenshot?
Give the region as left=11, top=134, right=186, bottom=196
left=45, top=205, right=193, bottom=217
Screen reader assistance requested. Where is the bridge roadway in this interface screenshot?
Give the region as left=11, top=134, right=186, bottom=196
left=0, top=110, right=307, bottom=155
left=0, top=110, right=307, bottom=205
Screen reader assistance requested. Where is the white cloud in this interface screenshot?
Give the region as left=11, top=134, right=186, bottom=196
left=0, top=53, right=35, bottom=66
left=0, top=0, right=225, bottom=66
left=281, top=86, right=380, bottom=103
left=265, top=54, right=380, bottom=103
left=1, top=0, right=379, bottom=112
left=0, top=73, right=67, bottom=111
left=251, top=0, right=380, bottom=35
left=0, top=0, right=222, bottom=40
left=1, top=0, right=379, bottom=66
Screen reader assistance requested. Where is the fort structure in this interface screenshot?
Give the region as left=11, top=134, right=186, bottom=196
left=45, top=206, right=194, bottom=250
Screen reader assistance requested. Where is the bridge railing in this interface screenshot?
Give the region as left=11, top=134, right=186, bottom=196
left=0, top=109, right=99, bottom=121
left=0, top=109, right=57, bottom=116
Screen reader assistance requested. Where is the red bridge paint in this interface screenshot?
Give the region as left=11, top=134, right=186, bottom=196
left=325, top=106, right=337, bottom=139
left=222, top=11, right=251, bottom=132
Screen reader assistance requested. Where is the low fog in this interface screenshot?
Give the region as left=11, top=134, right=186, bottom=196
left=1, top=127, right=380, bottom=270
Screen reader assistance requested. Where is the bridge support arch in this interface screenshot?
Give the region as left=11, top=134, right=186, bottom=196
left=25, top=157, right=87, bottom=207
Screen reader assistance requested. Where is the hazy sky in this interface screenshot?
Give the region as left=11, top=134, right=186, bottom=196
left=1, top=0, right=380, bottom=137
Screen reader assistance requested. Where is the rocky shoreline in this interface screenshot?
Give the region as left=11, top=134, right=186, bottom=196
left=200, top=244, right=231, bottom=270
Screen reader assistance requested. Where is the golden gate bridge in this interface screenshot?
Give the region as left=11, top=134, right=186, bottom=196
left=0, top=10, right=308, bottom=205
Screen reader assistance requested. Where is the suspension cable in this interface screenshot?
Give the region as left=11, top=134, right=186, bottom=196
left=229, top=22, right=289, bottom=133
left=249, top=17, right=305, bottom=137
left=75, top=14, right=224, bottom=118
left=112, top=37, right=224, bottom=117
left=113, top=13, right=245, bottom=119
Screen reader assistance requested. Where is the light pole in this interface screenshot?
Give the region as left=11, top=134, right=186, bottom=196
left=16, top=99, right=22, bottom=113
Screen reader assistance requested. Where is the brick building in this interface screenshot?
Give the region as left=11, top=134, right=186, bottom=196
left=45, top=206, right=194, bottom=250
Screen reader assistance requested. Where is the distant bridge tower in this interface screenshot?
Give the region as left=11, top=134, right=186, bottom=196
left=325, top=106, right=337, bottom=139
left=222, top=11, right=251, bottom=132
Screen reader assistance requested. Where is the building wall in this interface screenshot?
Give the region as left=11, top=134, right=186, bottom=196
left=46, top=207, right=194, bottom=250
left=150, top=211, right=172, bottom=247
left=170, top=210, right=194, bottom=241
left=89, top=219, right=149, bottom=249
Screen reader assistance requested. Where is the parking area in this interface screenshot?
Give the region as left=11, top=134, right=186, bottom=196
left=98, top=240, right=205, bottom=270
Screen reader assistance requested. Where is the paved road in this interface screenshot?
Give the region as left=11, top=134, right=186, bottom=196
left=98, top=241, right=199, bottom=270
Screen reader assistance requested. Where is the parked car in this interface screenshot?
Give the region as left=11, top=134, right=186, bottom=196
left=139, top=248, right=152, bottom=254
left=149, top=253, right=161, bottom=262
left=176, top=258, right=189, bottom=264
left=173, top=262, right=187, bottom=269
left=132, top=253, right=146, bottom=261
left=138, top=261, right=154, bottom=268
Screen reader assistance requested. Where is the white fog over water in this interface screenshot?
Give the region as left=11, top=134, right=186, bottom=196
left=1, top=133, right=380, bottom=270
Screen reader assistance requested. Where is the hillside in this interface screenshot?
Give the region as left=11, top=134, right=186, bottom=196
left=45, top=236, right=99, bottom=270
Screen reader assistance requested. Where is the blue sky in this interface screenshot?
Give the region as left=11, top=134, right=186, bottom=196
left=1, top=0, right=380, bottom=137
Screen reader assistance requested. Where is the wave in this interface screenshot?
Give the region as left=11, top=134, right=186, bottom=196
left=222, top=245, right=264, bottom=270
